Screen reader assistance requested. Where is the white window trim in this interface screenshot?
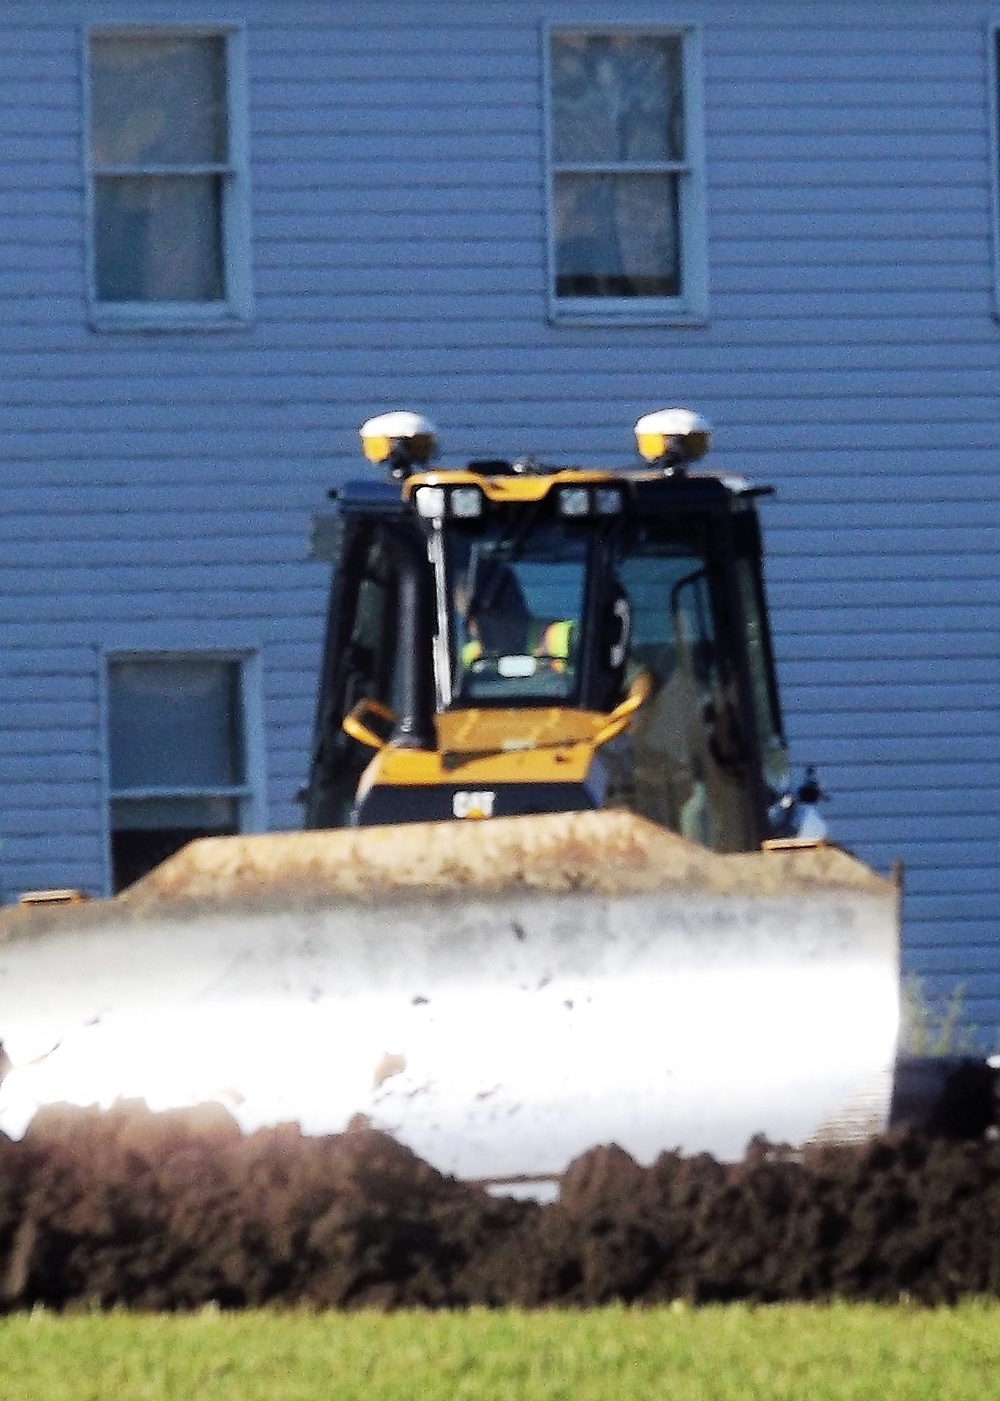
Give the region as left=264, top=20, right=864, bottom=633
left=543, top=21, right=708, bottom=326
left=82, top=23, right=254, bottom=332
left=989, top=22, right=1000, bottom=319
left=98, top=647, right=266, bottom=896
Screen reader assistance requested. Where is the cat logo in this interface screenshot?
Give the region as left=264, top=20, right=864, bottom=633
left=452, top=789, right=497, bottom=820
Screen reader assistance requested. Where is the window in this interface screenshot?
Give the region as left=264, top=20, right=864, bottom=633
left=86, top=27, right=251, bottom=327
left=546, top=27, right=707, bottom=323
left=105, top=655, right=262, bottom=891
left=614, top=538, right=757, bottom=852
left=449, top=521, right=588, bottom=705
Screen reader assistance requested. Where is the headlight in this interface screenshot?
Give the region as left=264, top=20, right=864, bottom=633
left=414, top=486, right=447, bottom=519
left=450, top=486, right=483, bottom=518
left=558, top=487, right=590, bottom=517
left=557, top=486, right=622, bottom=517
left=413, top=485, right=484, bottom=520
left=594, top=487, right=622, bottom=515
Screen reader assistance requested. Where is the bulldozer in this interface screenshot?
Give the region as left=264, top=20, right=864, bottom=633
left=0, top=410, right=900, bottom=1195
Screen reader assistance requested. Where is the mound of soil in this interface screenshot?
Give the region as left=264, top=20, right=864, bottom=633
left=2, top=1089, right=1000, bottom=1311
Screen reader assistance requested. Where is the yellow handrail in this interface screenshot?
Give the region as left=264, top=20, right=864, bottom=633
left=342, top=697, right=397, bottom=750
left=592, top=669, right=653, bottom=747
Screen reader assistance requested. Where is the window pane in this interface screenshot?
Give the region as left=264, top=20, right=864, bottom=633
left=109, top=659, right=243, bottom=790
left=449, top=522, right=587, bottom=705
left=551, top=33, right=684, bottom=163
left=612, top=543, right=757, bottom=853
left=95, top=175, right=224, bottom=301
left=90, top=34, right=227, bottom=165
left=554, top=172, right=680, bottom=298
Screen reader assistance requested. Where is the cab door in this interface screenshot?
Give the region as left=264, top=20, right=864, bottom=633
left=612, top=521, right=764, bottom=853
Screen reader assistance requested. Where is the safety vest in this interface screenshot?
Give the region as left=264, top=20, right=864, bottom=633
left=460, top=622, right=572, bottom=671
left=534, top=619, right=573, bottom=661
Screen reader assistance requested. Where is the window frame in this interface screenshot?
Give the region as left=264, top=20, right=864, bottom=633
left=100, top=648, right=266, bottom=894
left=543, top=21, right=708, bottom=326
left=83, top=23, right=253, bottom=331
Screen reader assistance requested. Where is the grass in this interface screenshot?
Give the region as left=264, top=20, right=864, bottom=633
left=4, top=1303, right=1000, bottom=1400
left=898, top=975, right=976, bottom=1056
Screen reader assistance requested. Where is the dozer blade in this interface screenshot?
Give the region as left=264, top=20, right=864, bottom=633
left=0, top=812, right=899, bottom=1190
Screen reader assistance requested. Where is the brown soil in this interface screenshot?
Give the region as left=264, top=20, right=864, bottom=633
left=2, top=1079, right=1000, bottom=1311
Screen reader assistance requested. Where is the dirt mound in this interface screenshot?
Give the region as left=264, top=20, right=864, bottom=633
left=1, top=1097, right=1000, bottom=1311
left=0, top=1103, right=527, bottom=1310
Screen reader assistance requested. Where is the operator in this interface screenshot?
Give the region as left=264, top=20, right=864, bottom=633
left=461, top=610, right=575, bottom=672
left=457, top=564, right=574, bottom=673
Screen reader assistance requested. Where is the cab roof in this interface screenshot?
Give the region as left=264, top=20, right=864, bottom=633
left=331, top=463, right=771, bottom=518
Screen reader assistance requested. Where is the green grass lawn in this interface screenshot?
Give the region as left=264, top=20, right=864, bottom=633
left=4, top=1303, right=1000, bottom=1401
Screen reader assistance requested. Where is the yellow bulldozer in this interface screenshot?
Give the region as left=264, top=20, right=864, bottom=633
left=0, top=410, right=900, bottom=1196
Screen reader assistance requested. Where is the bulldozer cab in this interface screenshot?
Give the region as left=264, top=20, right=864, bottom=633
left=305, top=411, right=790, bottom=852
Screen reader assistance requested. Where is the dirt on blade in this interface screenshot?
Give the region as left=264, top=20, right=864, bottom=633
left=1, top=1094, right=1000, bottom=1311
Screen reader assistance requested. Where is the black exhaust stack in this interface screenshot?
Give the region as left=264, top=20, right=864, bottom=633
left=379, top=523, right=436, bottom=751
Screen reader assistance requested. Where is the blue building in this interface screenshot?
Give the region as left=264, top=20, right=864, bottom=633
left=1, top=3, right=997, bottom=1033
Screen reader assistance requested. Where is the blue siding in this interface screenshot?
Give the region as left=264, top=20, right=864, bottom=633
left=0, top=0, right=997, bottom=1035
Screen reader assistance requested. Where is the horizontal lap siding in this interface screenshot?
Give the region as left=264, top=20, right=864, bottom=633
left=0, top=1, right=996, bottom=1041
left=706, top=12, right=999, bottom=1039
left=0, top=21, right=94, bottom=897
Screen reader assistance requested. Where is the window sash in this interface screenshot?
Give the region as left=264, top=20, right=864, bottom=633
left=553, top=169, right=682, bottom=299
left=89, top=32, right=228, bottom=166
left=93, top=173, right=225, bottom=302
left=107, top=656, right=245, bottom=792
left=550, top=31, right=685, bottom=164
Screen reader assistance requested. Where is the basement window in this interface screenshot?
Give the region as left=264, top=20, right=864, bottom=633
left=106, top=655, right=258, bottom=892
